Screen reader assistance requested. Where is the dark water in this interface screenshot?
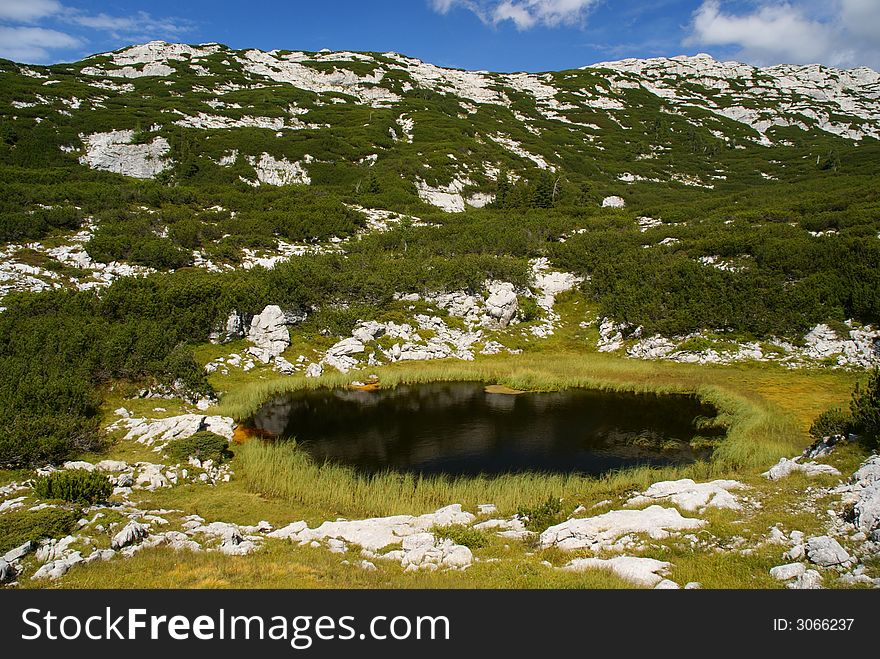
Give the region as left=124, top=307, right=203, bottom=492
left=242, top=382, right=721, bottom=477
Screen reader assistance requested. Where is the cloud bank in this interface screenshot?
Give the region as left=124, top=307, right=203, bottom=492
left=430, top=0, right=602, bottom=31
left=0, top=0, right=193, bottom=62
left=685, top=0, right=880, bottom=69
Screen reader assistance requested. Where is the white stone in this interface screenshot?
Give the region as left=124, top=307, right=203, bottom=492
left=788, top=569, right=823, bottom=589
left=290, top=505, right=475, bottom=553
left=627, top=479, right=745, bottom=512
left=562, top=556, right=672, bottom=587
left=770, top=563, right=806, bottom=581
left=763, top=457, right=841, bottom=480
left=62, top=461, right=96, bottom=472
left=95, top=460, right=128, bottom=472
left=540, top=505, right=705, bottom=551
left=111, top=521, right=149, bottom=549
left=805, top=536, right=851, bottom=567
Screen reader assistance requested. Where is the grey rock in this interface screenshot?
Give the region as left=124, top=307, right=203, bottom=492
left=763, top=457, right=841, bottom=480
left=853, top=482, right=880, bottom=536
left=654, top=579, right=681, bottom=589
left=482, top=282, right=518, bottom=328
left=111, top=521, right=149, bottom=549
left=3, top=540, right=33, bottom=563
left=806, top=536, right=851, bottom=567
left=0, top=558, right=13, bottom=582
left=788, top=569, right=823, bottom=590
left=770, top=563, right=806, bottom=581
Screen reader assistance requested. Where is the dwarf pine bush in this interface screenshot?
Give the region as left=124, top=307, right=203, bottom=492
left=33, top=470, right=113, bottom=504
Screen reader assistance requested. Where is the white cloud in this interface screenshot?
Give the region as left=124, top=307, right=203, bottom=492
left=685, top=0, right=880, bottom=69
left=0, top=1, right=194, bottom=62
left=839, top=0, right=880, bottom=43
left=0, top=25, right=79, bottom=61
left=430, top=0, right=601, bottom=30
left=65, top=10, right=193, bottom=40
left=0, top=0, right=62, bottom=23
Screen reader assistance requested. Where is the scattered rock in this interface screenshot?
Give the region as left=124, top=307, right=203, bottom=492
left=275, top=505, right=475, bottom=555
left=789, top=569, right=823, bottom=590
left=62, top=461, right=96, bottom=472
left=95, top=460, right=128, bottom=472
left=117, top=414, right=235, bottom=449
left=473, top=517, right=530, bottom=540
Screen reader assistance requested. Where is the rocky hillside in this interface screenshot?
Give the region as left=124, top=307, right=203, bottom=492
left=1, top=43, right=880, bottom=473
left=3, top=41, right=879, bottom=198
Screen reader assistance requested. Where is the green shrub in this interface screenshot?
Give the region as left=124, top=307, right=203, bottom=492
left=850, top=368, right=880, bottom=448
left=517, top=495, right=563, bottom=533
left=0, top=508, right=79, bottom=554
left=33, top=469, right=113, bottom=504
left=678, top=336, right=713, bottom=353
left=165, top=431, right=232, bottom=464
left=809, top=408, right=851, bottom=440
left=432, top=524, right=490, bottom=549
left=517, top=296, right=541, bottom=323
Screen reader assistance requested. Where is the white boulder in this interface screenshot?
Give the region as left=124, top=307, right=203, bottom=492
left=539, top=505, right=705, bottom=552
left=762, top=457, right=841, bottom=480
left=627, top=479, right=745, bottom=512
left=805, top=536, right=851, bottom=567
left=112, top=521, right=149, bottom=549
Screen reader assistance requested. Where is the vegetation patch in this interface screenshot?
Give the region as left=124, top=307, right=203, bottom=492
left=33, top=469, right=113, bottom=504
left=165, top=431, right=233, bottom=464
left=432, top=524, right=490, bottom=549
left=0, top=507, right=79, bottom=554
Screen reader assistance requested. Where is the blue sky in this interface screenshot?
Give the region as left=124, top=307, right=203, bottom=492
left=1, top=0, right=878, bottom=71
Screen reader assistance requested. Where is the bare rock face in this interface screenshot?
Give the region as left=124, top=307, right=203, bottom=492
left=247, top=305, right=290, bottom=363
left=78, top=130, right=171, bottom=179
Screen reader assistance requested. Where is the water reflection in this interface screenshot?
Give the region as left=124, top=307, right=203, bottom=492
left=242, top=382, right=721, bottom=477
